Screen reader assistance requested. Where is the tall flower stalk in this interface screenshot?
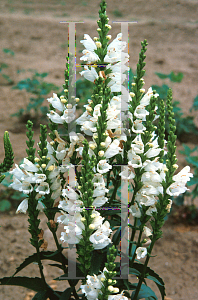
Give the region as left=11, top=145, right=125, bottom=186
left=1, top=1, right=193, bottom=300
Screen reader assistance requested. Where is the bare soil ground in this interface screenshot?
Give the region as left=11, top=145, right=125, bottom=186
left=0, top=0, right=198, bottom=299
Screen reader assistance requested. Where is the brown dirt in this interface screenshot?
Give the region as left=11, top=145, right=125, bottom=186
left=0, top=0, right=198, bottom=299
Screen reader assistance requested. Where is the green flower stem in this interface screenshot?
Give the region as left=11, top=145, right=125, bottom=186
left=132, top=238, right=155, bottom=300
left=26, top=120, right=36, bottom=163
left=76, top=140, right=95, bottom=282
left=98, top=245, right=118, bottom=300
left=0, top=131, right=14, bottom=173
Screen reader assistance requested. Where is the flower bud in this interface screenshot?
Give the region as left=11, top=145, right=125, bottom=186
left=95, top=41, right=102, bottom=48
left=108, top=286, right=114, bottom=292
left=106, top=35, right=111, bottom=40
left=81, top=217, right=86, bottom=222
left=47, top=165, right=54, bottom=171
left=75, top=97, right=80, bottom=102
left=98, top=150, right=104, bottom=157
left=108, top=279, right=112, bottom=284
left=97, top=28, right=101, bottom=32
left=140, top=88, right=145, bottom=93
left=86, top=106, right=92, bottom=112
left=50, top=141, right=54, bottom=145
left=100, top=277, right=105, bottom=282
left=89, top=224, right=95, bottom=230
left=130, top=92, right=135, bottom=97
left=61, top=98, right=67, bottom=104
left=93, top=37, right=98, bottom=41
left=132, top=82, right=136, bottom=86
left=113, top=288, right=119, bottom=293
left=100, top=142, right=106, bottom=147
left=41, top=164, right=46, bottom=169
left=67, top=104, right=72, bottom=109
left=34, top=157, right=40, bottom=162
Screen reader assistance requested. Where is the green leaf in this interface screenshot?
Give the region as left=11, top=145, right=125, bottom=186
left=0, top=200, right=11, bottom=212
left=131, top=263, right=166, bottom=300
left=60, top=287, right=73, bottom=300
left=32, top=290, right=48, bottom=300
left=131, top=283, right=157, bottom=299
left=112, top=226, right=121, bottom=246
left=190, top=95, right=198, bottom=112
left=3, top=48, right=15, bottom=56
left=155, top=72, right=169, bottom=80
left=169, top=71, right=183, bottom=82
left=13, top=251, right=68, bottom=276
left=90, top=250, right=106, bottom=275
left=0, top=63, right=8, bottom=71
left=0, top=277, right=46, bottom=292
left=2, top=74, right=13, bottom=83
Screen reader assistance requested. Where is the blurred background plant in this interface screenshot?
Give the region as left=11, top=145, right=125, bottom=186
left=0, top=48, right=15, bottom=85
left=11, top=70, right=60, bottom=125
left=152, top=71, right=198, bottom=142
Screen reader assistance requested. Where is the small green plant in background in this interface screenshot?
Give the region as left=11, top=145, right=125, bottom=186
left=153, top=71, right=198, bottom=140
left=0, top=131, right=14, bottom=212
left=0, top=48, right=15, bottom=84
left=11, top=70, right=60, bottom=124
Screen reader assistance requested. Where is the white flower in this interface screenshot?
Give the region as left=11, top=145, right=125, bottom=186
left=132, top=120, right=146, bottom=134
left=146, top=205, right=157, bottom=216
left=89, top=221, right=112, bottom=250
left=97, top=160, right=112, bottom=174
left=139, top=87, right=158, bottom=106
left=35, top=182, right=50, bottom=195
left=16, top=199, right=28, bottom=214
left=80, top=284, right=100, bottom=300
left=47, top=110, right=63, bottom=124
left=93, top=185, right=109, bottom=197
left=108, top=293, right=129, bottom=300
left=119, top=166, right=135, bottom=181
left=47, top=93, right=65, bottom=111
left=172, top=166, right=193, bottom=183
left=134, top=104, right=149, bottom=120
left=128, top=150, right=142, bottom=168
left=105, top=139, right=122, bottom=159
left=143, top=226, right=152, bottom=237
left=80, top=49, right=99, bottom=63
left=80, top=66, right=98, bottom=82
left=80, top=34, right=97, bottom=52
left=20, top=158, right=39, bottom=173
left=92, top=196, right=108, bottom=207
left=136, top=247, right=147, bottom=259
left=131, top=135, right=144, bottom=154
left=16, top=199, right=44, bottom=214
left=129, top=202, right=141, bottom=218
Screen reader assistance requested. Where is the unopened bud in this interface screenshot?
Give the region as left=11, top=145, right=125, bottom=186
left=93, top=37, right=98, bottom=41
left=106, top=35, right=111, bottom=40
left=91, top=213, right=96, bottom=218
left=108, top=279, right=112, bottom=284
left=66, top=104, right=72, bottom=109
left=140, top=88, right=145, bottom=93
left=100, top=142, right=106, bottom=147
left=75, top=97, right=80, bottom=102
left=105, top=24, right=111, bottom=29
left=130, top=92, right=135, bottom=97
left=108, top=286, right=114, bottom=292
left=81, top=217, right=86, bottom=222
left=61, top=98, right=67, bottom=104
left=89, top=224, right=95, bottom=230
left=132, top=82, right=136, bottom=86
left=97, top=28, right=101, bottom=32
left=47, top=165, right=54, bottom=171
left=41, top=164, right=46, bottom=169
left=173, top=164, right=178, bottom=169
left=86, top=106, right=92, bottom=112
left=89, top=143, right=96, bottom=150
left=95, top=41, right=102, bottom=48
left=113, top=288, right=119, bottom=293
left=98, top=150, right=104, bottom=157
left=100, top=277, right=105, bottom=282
left=34, top=157, right=40, bottom=162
